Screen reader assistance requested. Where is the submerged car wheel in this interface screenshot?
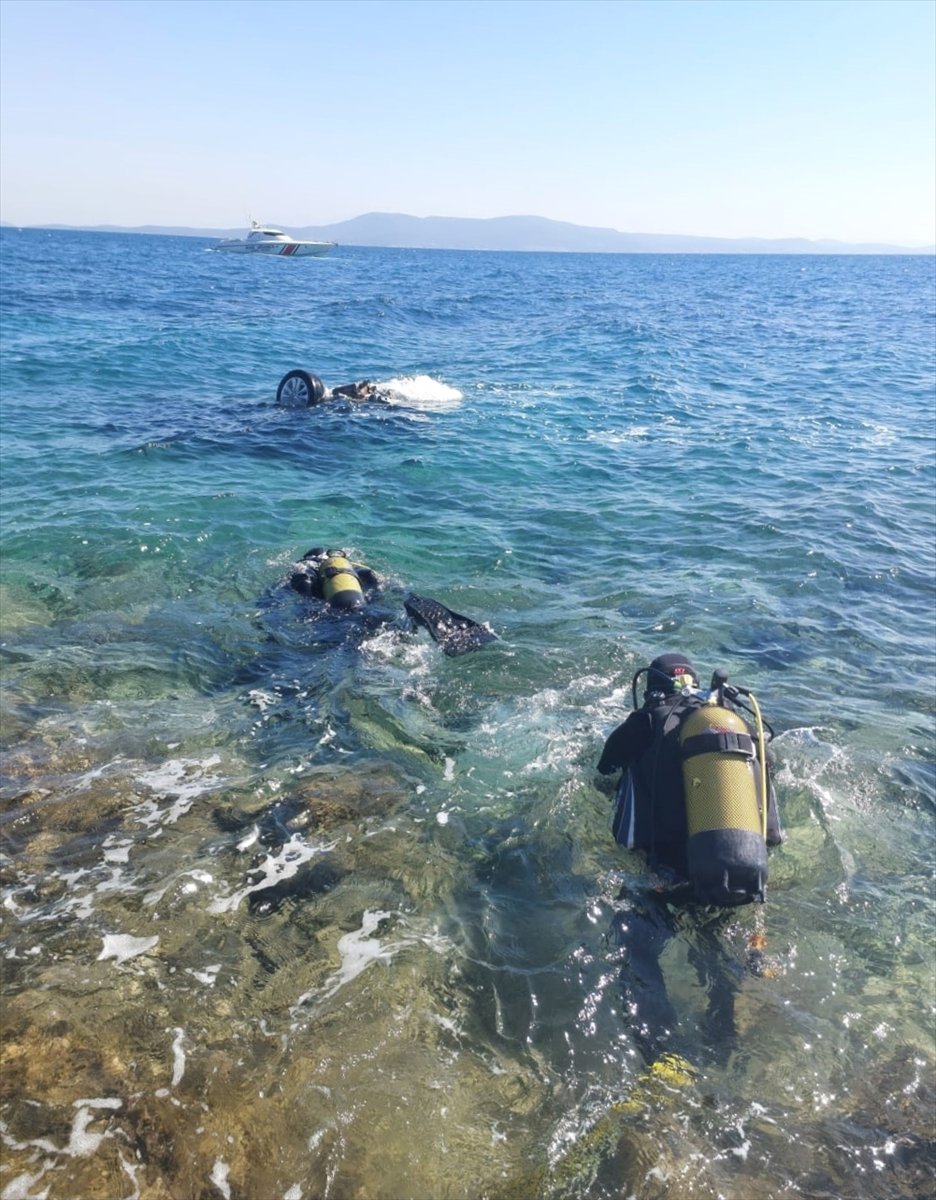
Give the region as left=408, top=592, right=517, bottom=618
left=276, top=370, right=326, bottom=407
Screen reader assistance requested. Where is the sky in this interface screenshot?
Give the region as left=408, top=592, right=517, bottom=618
left=1, top=0, right=934, bottom=246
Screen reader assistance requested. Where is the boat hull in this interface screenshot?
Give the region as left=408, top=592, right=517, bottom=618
left=213, top=240, right=335, bottom=257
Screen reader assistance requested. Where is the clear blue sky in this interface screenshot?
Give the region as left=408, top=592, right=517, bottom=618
left=1, top=0, right=933, bottom=245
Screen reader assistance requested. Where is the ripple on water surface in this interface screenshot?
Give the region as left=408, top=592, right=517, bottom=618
left=1, top=233, right=934, bottom=1199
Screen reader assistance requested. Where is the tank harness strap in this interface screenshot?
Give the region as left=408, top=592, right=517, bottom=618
left=322, top=564, right=360, bottom=580
left=658, top=696, right=696, bottom=735
left=681, top=730, right=756, bottom=759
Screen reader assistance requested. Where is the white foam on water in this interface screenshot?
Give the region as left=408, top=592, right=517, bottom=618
left=5, top=1173, right=52, bottom=1200
left=1, top=1169, right=50, bottom=1199
left=32, top=868, right=97, bottom=923
left=0, top=1108, right=135, bottom=1195
left=247, top=688, right=277, bottom=714
left=207, top=835, right=337, bottom=914
left=379, top=375, right=463, bottom=411
left=95, top=866, right=128, bottom=895
left=432, top=1012, right=460, bottom=1036
left=134, top=755, right=224, bottom=828
left=98, top=934, right=159, bottom=965
left=68, top=1098, right=122, bottom=1158
left=587, top=426, right=650, bottom=443
left=236, top=825, right=260, bottom=852
left=180, top=868, right=215, bottom=896
left=187, top=963, right=221, bottom=986
left=169, top=1028, right=186, bottom=1087
left=291, top=913, right=456, bottom=1016
left=320, top=910, right=394, bottom=1000
left=359, top=625, right=413, bottom=666
left=118, top=1152, right=142, bottom=1200
left=210, top=1159, right=231, bottom=1199
left=0, top=1128, right=56, bottom=1155
left=317, top=724, right=338, bottom=748
left=102, top=837, right=132, bottom=864
left=283, top=1187, right=303, bottom=1200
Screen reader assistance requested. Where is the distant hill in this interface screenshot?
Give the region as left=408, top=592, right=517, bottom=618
left=6, top=212, right=933, bottom=254
left=286, top=213, right=934, bottom=255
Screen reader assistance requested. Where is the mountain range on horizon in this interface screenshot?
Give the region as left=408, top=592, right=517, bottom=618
left=6, top=211, right=934, bottom=255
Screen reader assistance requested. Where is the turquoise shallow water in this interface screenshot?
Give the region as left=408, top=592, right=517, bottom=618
left=1, top=228, right=934, bottom=1199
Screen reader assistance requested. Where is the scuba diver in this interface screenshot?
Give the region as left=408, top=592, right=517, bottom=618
left=599, top=652, right=783, bottom=902
left=288, top=548, right=497, bottom=657
left=226, top=557, right=494, bottom=916
left=275, top=370, right=386, bottom=408
left=597, top=652, right=783, bottom=1071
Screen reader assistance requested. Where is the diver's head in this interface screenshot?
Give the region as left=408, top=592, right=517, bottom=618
left=647, top=653, right=699, bottom=697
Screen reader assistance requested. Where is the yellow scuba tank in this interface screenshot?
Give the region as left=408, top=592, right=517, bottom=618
left=679, top=699, right=768, bottom=905
left=319, top=553, right=366, bottom=610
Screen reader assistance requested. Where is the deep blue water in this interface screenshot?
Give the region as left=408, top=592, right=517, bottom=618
left=1, top=228, right=934, bottom=1199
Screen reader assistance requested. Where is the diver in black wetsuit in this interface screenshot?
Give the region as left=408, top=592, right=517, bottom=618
left=597, top=652, right=783, bottom=1069
left=288, top=548, right=496, bottom=657
left=329, top=380, right=382, bottom=401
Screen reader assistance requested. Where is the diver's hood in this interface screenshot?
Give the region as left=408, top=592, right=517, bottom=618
left=647, top=653, right=699, bottom=694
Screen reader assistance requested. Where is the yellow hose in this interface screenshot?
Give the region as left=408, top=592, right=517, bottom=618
left=748, top=691, right=768, bottom=839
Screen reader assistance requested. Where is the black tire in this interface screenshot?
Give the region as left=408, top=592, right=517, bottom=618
left=276, top=370, right=326, bottom=407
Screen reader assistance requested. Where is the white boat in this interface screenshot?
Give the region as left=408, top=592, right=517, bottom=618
left=212, top=221, right=336, bottom=258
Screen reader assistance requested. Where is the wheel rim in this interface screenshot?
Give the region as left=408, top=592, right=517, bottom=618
left=281, top=376, right=309, bottom=406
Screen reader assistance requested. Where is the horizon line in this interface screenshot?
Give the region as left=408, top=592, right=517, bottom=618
left=1, top=216, right=932, bottom=255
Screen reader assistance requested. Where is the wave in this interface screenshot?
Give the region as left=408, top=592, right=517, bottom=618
left=377, top=374, right=463, bottom=411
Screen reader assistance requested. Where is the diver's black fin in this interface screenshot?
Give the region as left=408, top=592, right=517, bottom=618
left=403, top=593, right=496, bottom=657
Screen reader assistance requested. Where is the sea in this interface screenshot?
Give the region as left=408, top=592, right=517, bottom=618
left=1, top=227, right=934, bottom=1200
